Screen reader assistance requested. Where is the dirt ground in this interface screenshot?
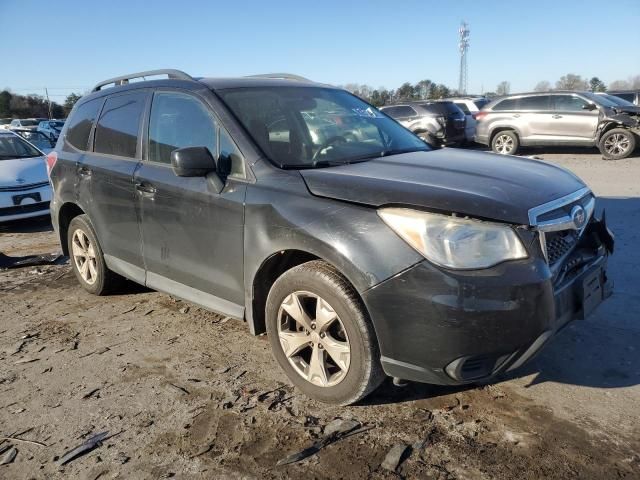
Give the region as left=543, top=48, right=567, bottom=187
left=1, top=147, right=639, bottom=479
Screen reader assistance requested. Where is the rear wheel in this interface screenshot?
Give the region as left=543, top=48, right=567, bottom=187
left=491, top=130, right=519, bottom=155
left=266, top=260, right=384, bottom=405
left=67, top=215, right=121, bottom=295
left=599, top=128, right=636, bottom=160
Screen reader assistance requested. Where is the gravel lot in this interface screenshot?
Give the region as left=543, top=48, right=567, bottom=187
left=1, top=148, right=639, bottom=479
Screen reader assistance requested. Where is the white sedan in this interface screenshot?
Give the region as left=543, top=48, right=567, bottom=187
left=0, top=130, right=52, bottom=222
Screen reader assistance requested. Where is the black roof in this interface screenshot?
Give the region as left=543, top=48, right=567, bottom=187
left=199, top=77, right=334, bottom=90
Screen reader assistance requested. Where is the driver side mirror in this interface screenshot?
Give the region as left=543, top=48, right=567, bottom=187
left=582, top=103, right=597, bottom=111
left=171, top=146, right=216, bottom=177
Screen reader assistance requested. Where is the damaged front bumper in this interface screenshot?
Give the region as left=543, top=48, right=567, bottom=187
left=362, top=214, right=614, bottom=386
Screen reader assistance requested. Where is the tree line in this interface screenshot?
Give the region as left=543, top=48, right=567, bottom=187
left=0, top=90, right=82, bottom=119
left=2, top=72, right=639, bottom=119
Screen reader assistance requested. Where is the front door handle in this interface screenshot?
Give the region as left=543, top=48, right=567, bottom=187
left=135, top=182, right=156, bottom=195
left=552, top=114, right=563, bottom=119
left=78, top=166, right=92, bottom=177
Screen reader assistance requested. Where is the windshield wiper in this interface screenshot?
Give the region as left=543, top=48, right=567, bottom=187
left=379, top=147, right=429, bottom=157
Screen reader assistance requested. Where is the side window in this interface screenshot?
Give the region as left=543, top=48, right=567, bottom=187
left=492, top=98, right=517, bottom=111
left=148, top=91, right=217, bottom=164
left=66, top=98, right=101, bottom=151
left=94, top=91, right=147, bottom=158
left=397, top=106, right=418, bottom=117
left=219, top=128, right=245, bottom=178
left=553, top=95, right=588, bottom=112
left=519, top=95, right=551, bottom=111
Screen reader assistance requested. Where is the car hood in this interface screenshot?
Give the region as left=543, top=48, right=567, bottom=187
left=0, top=156, right=48, bottom=188
left=299, top=149, right=587, bottom=225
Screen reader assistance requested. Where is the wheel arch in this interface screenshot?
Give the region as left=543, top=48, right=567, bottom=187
left=247, top=249, right=372, bottom=337
left=489, top=126, right=520, bottom=145
left=57, top=202, right=86, bottom=255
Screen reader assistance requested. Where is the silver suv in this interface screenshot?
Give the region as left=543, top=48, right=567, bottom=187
left=475, top=91, right=640, bottom=159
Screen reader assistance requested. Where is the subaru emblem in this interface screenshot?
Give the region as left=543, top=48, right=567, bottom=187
left=570, top=205, right=587, bottom=230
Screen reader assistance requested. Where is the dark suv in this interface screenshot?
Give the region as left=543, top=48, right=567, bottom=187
left=48, top=70, right=614, bottom=405
left=380, top=101, right=466, bottom=146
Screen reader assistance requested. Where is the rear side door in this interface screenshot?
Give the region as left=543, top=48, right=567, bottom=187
left=78, top=90, right=149, bottom=282
left=135, top=89, right=247, bottom=315
left=549, top=94, right=599, bottom=143
left=516, top=95, right=554, bottom=141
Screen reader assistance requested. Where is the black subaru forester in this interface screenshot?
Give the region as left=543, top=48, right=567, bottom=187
left=47, top=70, right=614, bottom=405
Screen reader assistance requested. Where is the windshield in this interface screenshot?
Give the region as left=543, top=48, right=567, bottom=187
left=582, top=92, right=619, bottom=108
left=19, top=120, right=39, bottom=126
left=599, top=94, right=635, bottom=107
left=0, top=119, right=12, bottom=125
left=0, top=134, right=42, bottom=159
left=218, top=87, right=430, bottom=168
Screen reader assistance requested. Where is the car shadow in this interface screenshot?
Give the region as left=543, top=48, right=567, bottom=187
left=363, top=196, right=640, bottom=406
left=0, top=215, right=53, bottom=234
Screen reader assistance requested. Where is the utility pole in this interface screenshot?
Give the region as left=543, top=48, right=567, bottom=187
left=458, top=22, right=470, bottom=95
left=44, top=87, right=52, bottom=119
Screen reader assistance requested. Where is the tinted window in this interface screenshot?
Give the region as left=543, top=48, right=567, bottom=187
left=94, top=92, right=147, bottom=158
left=148, top=91, right=217, bottom=164
left=66, top=99, right=101, bottom=151
left=492, top=98, right=518, bottom=111
left=553, top=95, right=588, bottom=112
left=219, top=128, right=245, bottom=178
left=519, top=95, right=551, bottom=110
left=419, top=102, right=463, bottom=116
left=473, top=99, right=489, bottom=109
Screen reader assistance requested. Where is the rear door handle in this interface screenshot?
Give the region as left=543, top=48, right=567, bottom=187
left=135, top=182, right=156, bottom=195
left=78, top=166, right=92, bottom=177
left=552, top=114, right=563, bottom=119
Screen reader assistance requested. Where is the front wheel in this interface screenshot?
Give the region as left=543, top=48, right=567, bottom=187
left=266, top=261, right=384, bottom=405
left=491, top=130, right=519, bottom=155
left=599, top=128, right=636, bottom=160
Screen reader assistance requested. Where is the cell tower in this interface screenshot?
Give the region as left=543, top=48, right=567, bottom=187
left=458, top=22, right=470, bottom=94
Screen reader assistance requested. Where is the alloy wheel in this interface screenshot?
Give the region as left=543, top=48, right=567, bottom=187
left=495, top=134, right=514, bottom=154
left=604, top=133, right=630, bottom=156
left=71, top=229, right=98, bottom=285
left=277, top=291, right=350, bottom=387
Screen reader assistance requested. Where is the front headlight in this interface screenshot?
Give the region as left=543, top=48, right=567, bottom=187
left=378, top=208, right=528, bottom=269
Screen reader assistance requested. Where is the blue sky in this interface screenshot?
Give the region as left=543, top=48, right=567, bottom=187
left=2, top=0, right=639, bottom=101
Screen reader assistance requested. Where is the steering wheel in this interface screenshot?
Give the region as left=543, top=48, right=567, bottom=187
left=312, top=136, right=348, bottom=161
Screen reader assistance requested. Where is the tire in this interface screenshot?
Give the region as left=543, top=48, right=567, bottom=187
left=491, top=130, right=519, bottom=155
left=67, top=215, right=121, bottom=295
left=266, top=260, right=385, bottom=405
left=598, top=128, right=636, bottom=160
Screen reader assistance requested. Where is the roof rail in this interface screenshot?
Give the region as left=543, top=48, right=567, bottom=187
left=92, top=69, right=194, bottom=92
left=248, top=73, right=312, bottom=82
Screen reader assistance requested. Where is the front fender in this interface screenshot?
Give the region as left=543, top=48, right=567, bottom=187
left=243, top=162, right=423, bottom=330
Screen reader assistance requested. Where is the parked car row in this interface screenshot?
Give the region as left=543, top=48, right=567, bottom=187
left=0, top=118, right=66, bottom=141
left=379, top=90, right=639, bottom=159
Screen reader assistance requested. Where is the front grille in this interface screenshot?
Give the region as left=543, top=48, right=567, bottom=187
left=0, top=201, right=50, bottom=217
left=545, top=230, right=579, bottom=265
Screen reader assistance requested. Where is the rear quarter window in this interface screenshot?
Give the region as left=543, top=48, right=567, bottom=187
left=94, top=91, right=147, bottom=158
left=66, top=99, right=102, bottom=151
left=492, top=98, right=518, bottom=111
